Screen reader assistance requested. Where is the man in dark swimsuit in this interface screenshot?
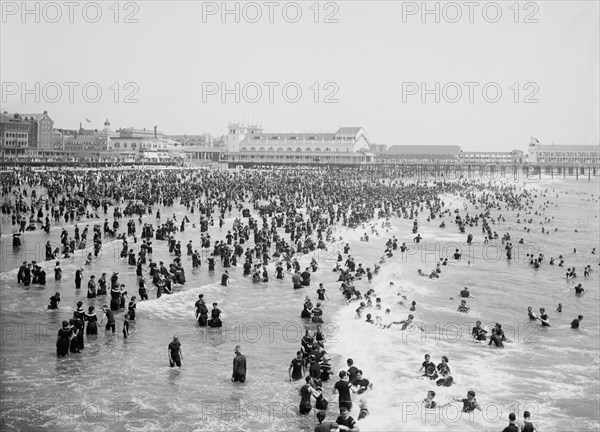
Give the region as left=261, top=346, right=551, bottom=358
left=488, top=328, right=504, bottom=348
left=521, top=410, right=537, bottom=431
left=289, top=351, right=304, bottom=381
left=570, top=315, right=583, bottom=329
left=333, top=371, right=353, bottom=411
left=102, top=305, right=116, bottom=333
left=454, top=390, right=481, bottom=413
left=168, top=336, right=183, bottom=367
left=232, top=345, right=246, bottom=382
left=472, top=321, right=487, bottom=341
left=335, top=405, right=360, bottom=432
left=221, top=270, right=230, bottom=287
left=501, top=412, right=519, bottom=432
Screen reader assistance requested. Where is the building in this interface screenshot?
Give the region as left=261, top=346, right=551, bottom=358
left=119, top=127, right=164, bottom=139
left=165, top=133, right=215, bottom=147
left=222, top=124, right=374, bottom=166
left=19, top=111, right=53, bottom=150
left=528, top=138, right=600, bottom=165
left=381, top=145, right=461, bottom=163
left=370, top=143, right=388, bottom=154
left=458, top=150, right=524, bottom=164
left=0, top=112, right=33, bottom=157
left=1, top=111, right=53, bottom=157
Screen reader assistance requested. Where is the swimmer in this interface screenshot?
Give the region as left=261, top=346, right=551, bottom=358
left=570, top=315, right=583, bottom=329
left=538, top=308, right=551, bottom=327
left=488, top=328, right=504, bottom=348
left=457, top=300, right=470, bottom=313
left=452, top=390, right=481, bottom=413
left=574, top=284, right=585, bottom=295
left=357, top=399, right=369, bottom=420
left=385, top=314, right=423, bottom=331
left=459, top=286, right=474, bottom=298
left=422, top=390, right=436, bottom=409
left=527, top=307, right=537, bottom=320
left=556, top=303, right=562, bottom=313
left=472, top=321, right=487, bottom=341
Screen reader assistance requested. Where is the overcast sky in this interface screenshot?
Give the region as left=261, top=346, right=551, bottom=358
left=1, top=1, right=598, bottom=151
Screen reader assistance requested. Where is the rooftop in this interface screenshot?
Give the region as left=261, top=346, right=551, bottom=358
left=386, top=145, right=462, bottom=155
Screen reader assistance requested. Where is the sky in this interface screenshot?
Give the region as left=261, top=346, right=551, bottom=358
left=1, top=0, right=599, bottom=151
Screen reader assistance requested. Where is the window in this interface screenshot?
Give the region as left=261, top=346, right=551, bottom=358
left=305, top=147, right=311, bottom=152
left=308, top=136, right=316, bottom=140
left=253, top=136, right=261, bottom=140
left=287, top=147, right=293, bottom=151
left=296, top=147, right=302, bottom=152
left=289, top=136, right=297, bottom=140
left=241, top=147, right=247, bottom=151
left=324, top=148, right=331, bottom=152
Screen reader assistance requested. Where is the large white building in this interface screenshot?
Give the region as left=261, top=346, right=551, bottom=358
left=528, top=138, right=600, bottom=165
left=222, top=124, right=374, bottom=166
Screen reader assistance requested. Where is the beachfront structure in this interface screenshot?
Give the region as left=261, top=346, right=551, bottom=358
left=119, top=127, right=165, bottom=139
left=20, top=111, right=54, bottom=150
left=380, top=145, right=462, bottom=163
left=458, top=150, right=525, bottom=164
left=165, top=133, right=216, bottom=147
left=0, top=113, right=32, bottom=157
left=222, top=124, right=374, bottom=167
left=0, top=111, right=53, bottom=157
left=528, top=138, right=600, bottom=165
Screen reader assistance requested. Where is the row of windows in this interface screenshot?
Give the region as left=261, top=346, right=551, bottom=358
left=2, top=141, right=28, bottom=147
left=227, top=155, right=364, bottom=161
left=537, top=157, right=598, bottom=163
left=4, top=132, right=28, bottom=138
left=251, top=136, right=321, bottom=141
left=112, top=142, right=166, bottom=149
left=240, top=147, right=338, bottom=152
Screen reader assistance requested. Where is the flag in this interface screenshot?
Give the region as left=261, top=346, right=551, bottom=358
left=85, top=118, right=91, bottom=123
left=529, top=137, right=539, bottom=145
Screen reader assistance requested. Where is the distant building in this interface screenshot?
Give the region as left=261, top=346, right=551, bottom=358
left=381, top=145, right=461, bottom=163
left=119, top=127, right=164, bottom=139
left=19, top=111, right=53, bottom=150
left=223, top=124, right=374, bottom=166
left=0, top=111, right=53, bottom=157
left=528, top=138, right=600, bottom=165
left=0, top=112, right=32, bottom=157
left=48, top=119, right=116, bottom=155
left=370, top=143, right=388, bottom=154
left=458, top=150, right=524, bottom=164
left=165, top=133, right=215, bottom=147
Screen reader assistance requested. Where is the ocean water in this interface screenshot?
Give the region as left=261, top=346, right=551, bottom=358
left=0, top=173, right=598, bottom=432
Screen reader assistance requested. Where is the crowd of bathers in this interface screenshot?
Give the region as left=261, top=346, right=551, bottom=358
left=2, top=166, right=598, bottom=431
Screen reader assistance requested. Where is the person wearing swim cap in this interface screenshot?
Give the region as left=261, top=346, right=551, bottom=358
left=501, top=412, right=519, bottom=432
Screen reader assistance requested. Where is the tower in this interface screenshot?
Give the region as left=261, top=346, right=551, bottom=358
left=103, top=119, right=111, bottom=151
left=227, top=123, right=246, bottom=152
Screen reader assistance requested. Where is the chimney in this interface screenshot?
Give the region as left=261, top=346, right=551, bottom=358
left=154, top=125, right=157, bottom=138
left=43, top=110, right=47, bottom=115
